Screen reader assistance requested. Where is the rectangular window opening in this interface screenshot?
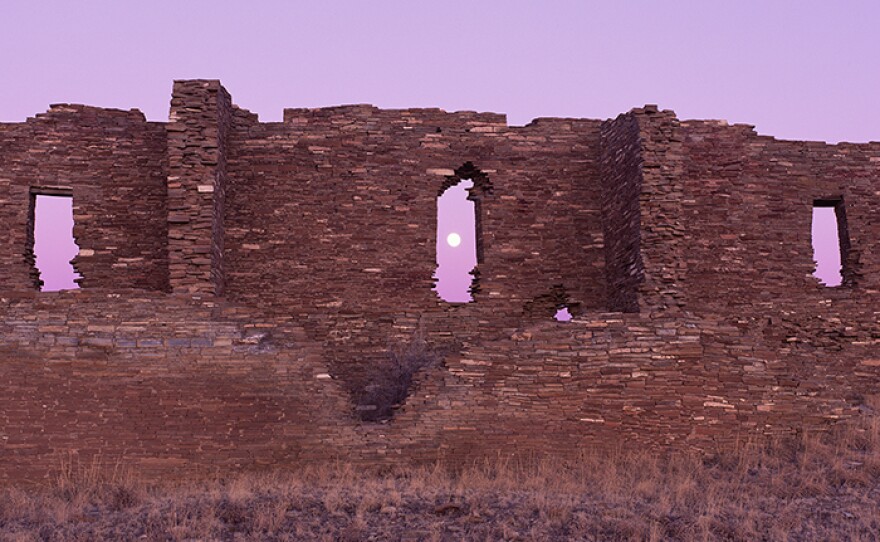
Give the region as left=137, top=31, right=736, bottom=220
left=30, top=190, right=82, bottom=291
left=811, top=199, right=848, bottom=287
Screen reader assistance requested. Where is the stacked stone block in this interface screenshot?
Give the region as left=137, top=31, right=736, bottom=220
left=166, top=80, right=233, bottom=295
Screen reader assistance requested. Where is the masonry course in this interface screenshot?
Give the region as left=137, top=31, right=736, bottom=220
left=0, top=80, right=878, bottom=483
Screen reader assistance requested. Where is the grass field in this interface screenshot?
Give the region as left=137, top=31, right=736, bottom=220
left=1, top=399, right=878, bottom=541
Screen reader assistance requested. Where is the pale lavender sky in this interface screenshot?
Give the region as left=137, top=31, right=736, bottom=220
left=3, top=1, right=875, bottom=292
left=2, top=1, right=878, bottom=141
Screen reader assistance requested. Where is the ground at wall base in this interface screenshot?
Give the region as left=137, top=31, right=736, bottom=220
left=1, top=403, right=878, bottom=541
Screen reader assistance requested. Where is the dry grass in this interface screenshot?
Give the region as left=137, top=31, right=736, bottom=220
left=2, top=400, right=879, bottom=541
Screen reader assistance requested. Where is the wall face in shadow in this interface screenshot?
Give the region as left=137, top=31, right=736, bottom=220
left=599, top=112, right=643, bottom=312
left=0, top=81, right=878, bottom=484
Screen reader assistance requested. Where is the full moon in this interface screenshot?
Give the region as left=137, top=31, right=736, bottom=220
left=446, top=232, right=462, bottom=247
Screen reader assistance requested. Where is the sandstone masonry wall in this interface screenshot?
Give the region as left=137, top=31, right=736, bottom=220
left=0, top=106, right=169, bottom=291
left=224, top=107, right=606, bottom=319
left=599, top=111, right=643, bottom=312
left=0, top=291, right=358, bottom=482
left=166, top=80, right=235, bottom=295
left=677, top=122, right=880, bottom=350
left=0, top=80, right=878, bottom=484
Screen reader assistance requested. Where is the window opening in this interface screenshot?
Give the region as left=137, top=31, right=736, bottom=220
left=811, top=199, right=847, bottom=287
left=554, top=306, right=573, bottom=322
left=32, top=193, right=81, bottom=291
left=434, top=179, right=477, bottom=302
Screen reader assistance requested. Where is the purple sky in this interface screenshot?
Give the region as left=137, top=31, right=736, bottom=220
left=33, top=196, right=80, bottom=291
left=812, top=208, right=842, bottom=287
left=4, top=1, right=875, bottom=293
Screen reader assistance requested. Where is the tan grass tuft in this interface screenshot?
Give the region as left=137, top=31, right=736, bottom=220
left=0, top=398, right=878, bottom=540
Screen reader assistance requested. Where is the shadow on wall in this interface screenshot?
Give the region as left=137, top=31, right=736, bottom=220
left=354, top=332, right=445, bottom=421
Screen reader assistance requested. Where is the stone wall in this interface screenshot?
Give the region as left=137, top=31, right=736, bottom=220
left=0, top=106, right=168, bottom=291
left=2, top=293, right=876, bottom=484
left=599, top=111, right=643, bottom=312
left=678, top=121, right=880, bottom=314
left=166, top=80, right=235, bottom=295
left=0, top=291, right=357, bottom=482
left=671, top=122, right=880, bottom=359
left=434, top=314, right=878, bottom=455
left=0, top=80, right=878, bottom=483
left=222, top=103, right=608, bottom=393
left=224, top=106, right=606, bottom=320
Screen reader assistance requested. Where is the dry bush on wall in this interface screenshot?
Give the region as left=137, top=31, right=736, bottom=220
left=356, top=332, right=443, bottom=422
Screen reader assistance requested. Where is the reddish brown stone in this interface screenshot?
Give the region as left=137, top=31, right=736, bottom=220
left=0, top=80, right=878, bottom=483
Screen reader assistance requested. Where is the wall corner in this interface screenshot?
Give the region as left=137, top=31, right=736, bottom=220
left=166, top=80, right=232, bottom=296
left=600, top=106, right=687, bottom=314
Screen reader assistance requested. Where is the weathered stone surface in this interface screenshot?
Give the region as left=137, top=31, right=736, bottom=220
left=0, top=80, right=878, bottom=483
left=0, top=105, right=168, bottom=291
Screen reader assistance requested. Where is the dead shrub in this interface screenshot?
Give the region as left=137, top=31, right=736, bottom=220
left=356, top=332, right=443, bottom=421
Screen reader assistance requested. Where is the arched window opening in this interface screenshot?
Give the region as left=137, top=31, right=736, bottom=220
left=433, top=162, right=492, bottom=303
left=434, top=179, right=477, bottom=302
left=30, top=191, right=81, bottom=291
left=811, top=199, right=849, bottom=287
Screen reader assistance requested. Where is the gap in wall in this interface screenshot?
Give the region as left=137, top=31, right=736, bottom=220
left=554, top=306, right=572, bottom=322
left=434, top=179, right=477, bottom=303
left=811, top=201, right=843, bottom=287
left=33, top=194, right=81, bottom=291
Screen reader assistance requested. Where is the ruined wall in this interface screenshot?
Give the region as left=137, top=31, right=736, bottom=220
left=222, top=105, right=608, bottom=390
left=627, top=107, right=688, bottom=314
left=431, top=314, right=879, bottom=455
left=2, top=294, right=876, bottom=484
left=0, top=291, right=357, bottom=483
left=0, top=80, right=878, bottom=484
left=599, top=112, right=643, bottom=312
left=223, top=107, right=607, bottom=322
left=677, top=122, right=880, bottom=343
left=166, top=80, right=235, bottom=295
left=0, top=107, right=169, bottom=292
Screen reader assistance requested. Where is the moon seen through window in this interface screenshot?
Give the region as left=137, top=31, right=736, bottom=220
left=435, top=179, right=477, bottom=303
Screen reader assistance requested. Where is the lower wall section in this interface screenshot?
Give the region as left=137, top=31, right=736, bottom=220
left=0, top=291, right=360, bottom=483
left=1, top=292, right=878, bottom=484
left=406, top=315, right=879, bottom=458
left=0, top=354, right=357, bottom=482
